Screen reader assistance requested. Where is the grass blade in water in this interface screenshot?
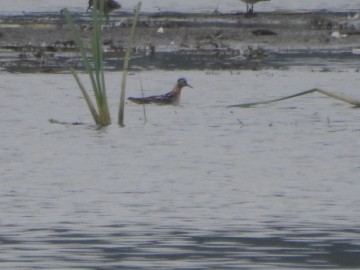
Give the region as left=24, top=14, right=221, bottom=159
left=91, top=7, right=111, bottom=124
left=63, top=9, right=99, bottom=98
left=228, top=88, right=360, bottom=108
left=71, top=68, right=101, bottom=124
left=63, top=8, right=111, bottom=126
left=118, top=2, right=142, bottom=127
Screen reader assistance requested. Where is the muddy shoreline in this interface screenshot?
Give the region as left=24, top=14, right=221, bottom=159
left=1, top=11, right=360, bottom=72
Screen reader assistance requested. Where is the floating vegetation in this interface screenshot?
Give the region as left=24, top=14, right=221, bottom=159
left=228, top=88, right=360, bottom=108
left=48, top=118, right=84, bottom=125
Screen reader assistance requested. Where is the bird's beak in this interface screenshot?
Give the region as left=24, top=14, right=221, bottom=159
left=187, top=83, right=193, bottom=89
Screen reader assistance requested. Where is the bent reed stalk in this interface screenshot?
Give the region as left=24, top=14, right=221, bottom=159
left=228, top=88, right=360, bottom=108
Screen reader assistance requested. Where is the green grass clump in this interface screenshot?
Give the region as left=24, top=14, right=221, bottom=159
left=63, top=1, right=142, bottom=127
left=63, top=4, right=110, bottom=126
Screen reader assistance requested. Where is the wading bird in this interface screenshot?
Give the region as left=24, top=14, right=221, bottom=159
left=128, top=78, right=193, bottom=106
left=86, top=0, right=121, bottom=15
left=240, top=0, right=270, bottom=16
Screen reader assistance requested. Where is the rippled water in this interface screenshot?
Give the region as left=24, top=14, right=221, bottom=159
left=1, top=69, right=360, bottom=269
left=1, top=0, right=359, bottom=14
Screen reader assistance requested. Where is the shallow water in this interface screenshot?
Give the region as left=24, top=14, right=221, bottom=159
left=1, top=0, right=359, bottom=14
left=1, top=69, right=360, bottom=269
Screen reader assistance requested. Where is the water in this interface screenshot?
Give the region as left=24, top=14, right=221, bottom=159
left=0, top=0, right=359, bottom=14
left=1, top=69, right=360, bottom=269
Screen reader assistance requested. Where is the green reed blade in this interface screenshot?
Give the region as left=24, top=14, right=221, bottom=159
left=91, top=14, right=103, bottom=101
left=315, top=88, right=360, bottom=107
left=118, top=2, right=142, bottom=126
left=228, top=88, right=360, bottom=108
left=138, top=75, right=147, bottom=124
left=93, top=15, right=111, bottom=124
left=63, top=9, right=99, bottom=98
left=63, top=7, right=111, bottom=125
left=70, top=68, right=101, bottom=125
left=227, top=89, right=317, bottom=108
left=90, top=3, right=111, bottom=124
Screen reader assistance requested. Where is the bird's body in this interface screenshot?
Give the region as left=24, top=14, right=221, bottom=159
left=240, top=0, right=270, bottom=15
left=128, top=78, right=193, bottom=106
left=86, top=0, right=121, bottom=14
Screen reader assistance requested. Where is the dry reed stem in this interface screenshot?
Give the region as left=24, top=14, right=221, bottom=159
left=228, top=88, right=360, bottom=108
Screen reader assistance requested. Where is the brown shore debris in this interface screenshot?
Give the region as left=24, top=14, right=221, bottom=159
left=1, top=11, right=360, bottom=72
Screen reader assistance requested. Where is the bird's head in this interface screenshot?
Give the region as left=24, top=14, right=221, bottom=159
left=177, top=78, right=193, bottom=89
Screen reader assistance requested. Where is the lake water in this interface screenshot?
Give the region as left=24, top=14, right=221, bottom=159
left=1, top=0, right=359, bottom=14
left=1, top=69, right=360, bottom=269
left=1, top=0, right=360, bottom=268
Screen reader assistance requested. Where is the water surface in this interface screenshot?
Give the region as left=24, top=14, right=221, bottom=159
left=1, top=69, right=360, bottom=269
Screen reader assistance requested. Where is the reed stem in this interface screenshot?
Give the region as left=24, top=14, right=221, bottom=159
left=118, top=2, right=142, bottom=127
left=63, top=4, right=111, bottom=126
left=228, top=88, right=360, bottom=108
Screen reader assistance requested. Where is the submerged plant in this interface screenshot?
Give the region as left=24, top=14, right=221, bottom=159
left=63, top=1, right=141, bottom=126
